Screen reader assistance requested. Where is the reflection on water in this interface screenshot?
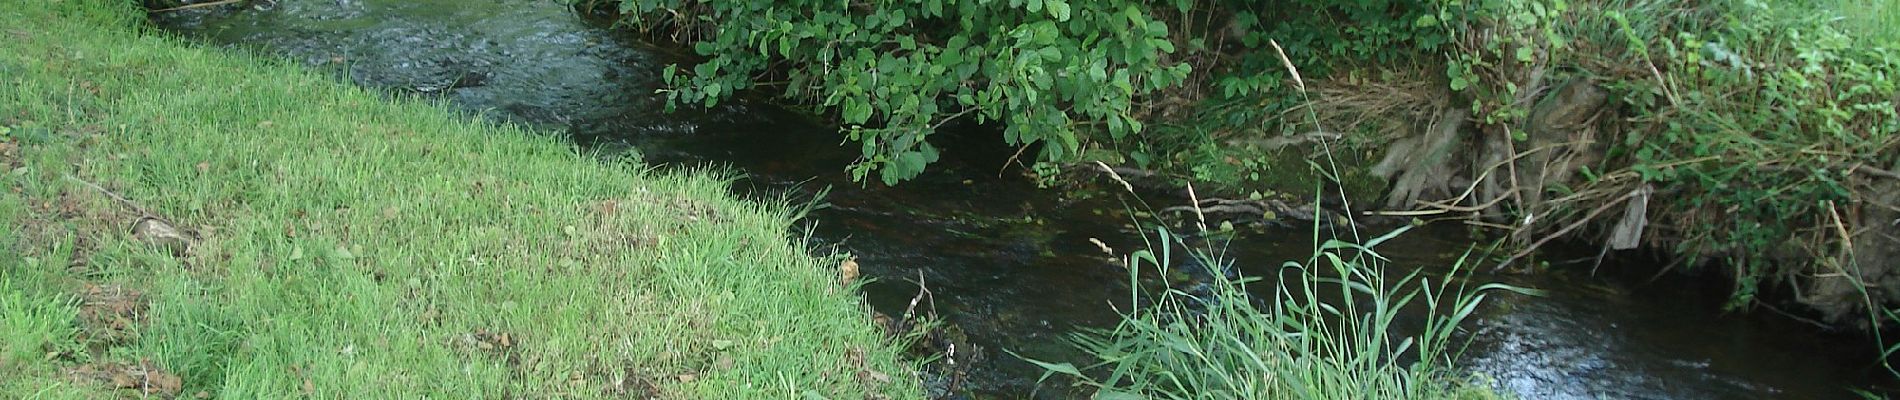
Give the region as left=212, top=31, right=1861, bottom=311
left=157, top=2, right=1891, bottom=398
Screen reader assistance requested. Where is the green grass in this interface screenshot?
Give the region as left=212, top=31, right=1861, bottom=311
left=0, top=1, right=920, bottom=398
left=1024, top=224, right=1525, bottom=399
left=1804, top=0, right=1899, bottom=44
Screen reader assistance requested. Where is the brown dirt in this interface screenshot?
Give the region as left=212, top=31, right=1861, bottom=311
left=462, top=328, right=516, bottom=353
left=0, top=139, right=19, bottom=169
left=77, top=283, right=147, bottom=344
left=21, top=187, right=144, bottom=273
left=845, top=346, right=895, bottom=399
left=563, top=198, right=657, bottom=261
left=602, top=367, right=663, bottom=399
left=457, top=327, right=540, bottom=380
left=1805, top=184, right=1900, bottom=326
left=66, top=359, right=184, bottom=398
left=665, top=195, right=723, bottom=223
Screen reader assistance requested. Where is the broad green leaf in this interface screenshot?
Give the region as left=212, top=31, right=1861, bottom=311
left=1047, top=0, right=1071, bottom=21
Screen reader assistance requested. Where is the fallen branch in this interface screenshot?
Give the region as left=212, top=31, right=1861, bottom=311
left=1493, top=187, right=1643, bottom=271
left=1363, top=140, right=1585, bottom=217
left=900, top=271, right=936, bottom=324
left=1853, top=164, right=1900, bottom=181
left=65, top=175, right=153, bottom=217
left=149, top=0, right=246, bottom=13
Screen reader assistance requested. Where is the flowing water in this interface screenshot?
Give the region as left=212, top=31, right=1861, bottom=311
left=154, top=1, right=1895, bottom=398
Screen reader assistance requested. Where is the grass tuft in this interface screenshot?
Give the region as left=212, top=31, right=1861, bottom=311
left=1025, top=223, right=1530, bottom=399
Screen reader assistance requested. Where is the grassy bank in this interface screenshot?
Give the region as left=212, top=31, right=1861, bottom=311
left=0, top=1, right=919, bottom=398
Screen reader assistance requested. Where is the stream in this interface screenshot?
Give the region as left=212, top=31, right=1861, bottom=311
left=153, top=1, right=1894, bottom=398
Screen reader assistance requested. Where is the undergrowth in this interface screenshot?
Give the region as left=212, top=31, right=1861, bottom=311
left=1163, top=0, right=1900, bottom=323
left=1509, top=0, right=1900, bottom=312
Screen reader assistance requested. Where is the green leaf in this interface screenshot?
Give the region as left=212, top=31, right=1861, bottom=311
left=333, top=246, right=355, bottom=261
left=1046, top=0, right=1070, bottom=21
left=1017, top=356, right=1082, bottom=377
left=1039, top=46, right=1062, bottom=62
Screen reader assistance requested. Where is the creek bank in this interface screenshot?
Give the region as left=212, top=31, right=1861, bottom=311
left=1336, top=70, right=1900, bottom=328
left=1100, top=36, right=1896, bottom=333
left=0, top=1, right=920, bottom=397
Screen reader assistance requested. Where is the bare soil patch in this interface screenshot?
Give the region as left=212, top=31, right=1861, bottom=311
left=66, top=359, right=183, bottom=398
left=77, top=283, right=147, bottom=344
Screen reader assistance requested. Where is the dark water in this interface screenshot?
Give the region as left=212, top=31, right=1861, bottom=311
left=154, top=1, right=1894, bottom=398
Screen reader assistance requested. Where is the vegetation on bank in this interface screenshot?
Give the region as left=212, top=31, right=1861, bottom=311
left=0, top=1, right=919, bottom=398
left=1429, top=0, right=1899, bottom=320
left=596, top=0, right=1900, bottom=393
left=604, top=0, right=1899, bottom=326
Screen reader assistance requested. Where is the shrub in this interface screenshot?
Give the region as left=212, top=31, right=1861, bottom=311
left=1523, top=0, right=1900, bottom=308
left=597, top=0, right=1197, bottom=184
left=592, top=0, right=1466, bottom=185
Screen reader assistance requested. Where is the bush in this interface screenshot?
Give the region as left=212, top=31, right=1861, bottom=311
left=593, top=0, right=1465, bottom=185
left=598, top=0, right=1197, bottom=184
left=1513, top=0, right=1900, bottom=309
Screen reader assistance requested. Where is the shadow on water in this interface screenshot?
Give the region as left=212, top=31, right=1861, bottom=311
left=155, top=1, right=1895, bottom=398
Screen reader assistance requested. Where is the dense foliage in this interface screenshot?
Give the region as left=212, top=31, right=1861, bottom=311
left=598, top=0, right=1203, bottom=184
left=601, top=0, right=1900, bottom=319
left=591, top=0, right=1491, bottom=185
left=1504, top=0, right=1900, bottom=309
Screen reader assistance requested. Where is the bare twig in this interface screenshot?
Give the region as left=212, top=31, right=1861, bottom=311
left=1364, top=140, right=1588, bottom=216
left=149, top=0, right=245, bottom=13
left=1493, top=188, right=1643, bottom=271
left=996, top=143, right=1032, bottom=178
left=64, top=175, right=153, bottom=217
left=1462, top=219, right=1517, bottom=230
left=1504, top=127, right=1530, bottom=239
left=900, top=271, right=935, bottom=323
left=1852, top=164, right=1900, bottom=181
left=1827, top=201, right=1855, bottom=257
